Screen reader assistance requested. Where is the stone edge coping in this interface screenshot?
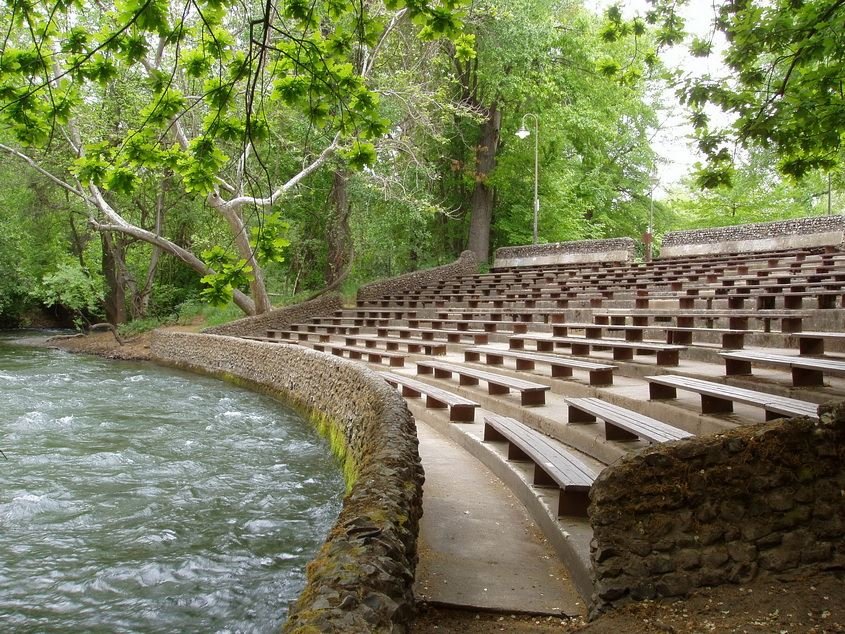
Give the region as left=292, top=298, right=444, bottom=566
left=202, top=293, right=344, bottom=338
left=150, top=331, right=422, bottom=633
left=661, top=216, right=845, bottom=248
left=356, top=250, right=479, bottom=301
left=495, top=238, right=637, bottom=260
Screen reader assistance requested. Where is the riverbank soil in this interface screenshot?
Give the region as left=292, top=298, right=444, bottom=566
left=49, top=331, right=845, bottom=634
left=413, top=567, right=845, bottom=633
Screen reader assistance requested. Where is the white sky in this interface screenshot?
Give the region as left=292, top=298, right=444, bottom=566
left=586, top=0, right=733, bottom=197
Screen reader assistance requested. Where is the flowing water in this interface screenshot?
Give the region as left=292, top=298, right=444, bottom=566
left=0, top=333, right=344, bottom=633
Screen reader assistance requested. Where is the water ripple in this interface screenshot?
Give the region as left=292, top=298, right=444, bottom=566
left=0, top=334, right=343, bottom=632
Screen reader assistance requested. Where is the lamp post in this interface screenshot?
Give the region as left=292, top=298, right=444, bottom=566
left=516, top=113, right=539, bottom=244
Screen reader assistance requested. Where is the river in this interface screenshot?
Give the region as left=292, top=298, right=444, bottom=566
left=0, top=333, right=344, bottom=633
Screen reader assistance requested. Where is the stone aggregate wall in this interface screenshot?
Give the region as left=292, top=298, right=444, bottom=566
left=493, top=238, right=637, bottom=268
left=589, top=402, right=845, bottom=615
left=357, top=251, right=479, bottom=301
left=150, top=331, right=423, bottom=633
left=661, top=216, right=845, bottom=258
left=203, top=293, right=343, bottom=337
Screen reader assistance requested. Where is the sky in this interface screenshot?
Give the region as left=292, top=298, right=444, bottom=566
left=586, top=0, right=733, bottom=197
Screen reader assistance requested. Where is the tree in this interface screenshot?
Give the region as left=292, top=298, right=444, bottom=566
left=0, top=0, right=472, bottom=317
left=645, top=0, right=845, bottom=183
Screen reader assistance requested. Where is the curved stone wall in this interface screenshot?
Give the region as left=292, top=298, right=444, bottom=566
left=589, top=402, right=845, bottom=615
left=203, top=293, right=344, bottom=337
left=150, top=331, right=423, bottom=633
left=660, top=216, right=845, bottom=258
left=357, top=251, right=479, bottom=301
left=493, top=238, right=637, bottom=268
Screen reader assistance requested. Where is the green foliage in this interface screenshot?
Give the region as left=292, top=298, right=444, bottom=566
left=646, top=0, right=845, bottom=180
left=30, top=262, right=105, bottom=327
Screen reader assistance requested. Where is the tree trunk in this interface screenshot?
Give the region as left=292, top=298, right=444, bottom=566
left=325, top=167, right=353, bottom=286
left=101, top=233, right=127, bottom=325
left=466, top=103, right=501, bottom=263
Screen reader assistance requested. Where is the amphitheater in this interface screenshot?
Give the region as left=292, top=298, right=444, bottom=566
left=152, top=216, right=845, bottom=632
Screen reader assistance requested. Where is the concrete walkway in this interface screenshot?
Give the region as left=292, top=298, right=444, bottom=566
left=414, top=420, right=585, bottom=617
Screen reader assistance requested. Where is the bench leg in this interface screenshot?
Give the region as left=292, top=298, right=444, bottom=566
left=509, top=338, right=525, bottom=350
left=722, top=333, right=744, bottom=350
left=487, top=354, right=504, bottom=366
left=450, top=404, right=476, bottom=423
left=483, top=422, right=505, bottom=442
left=401, top=386, right=421, bottom=398
left=552, top=365, right=574, bottom=379
left=798, top=338, right=824, bottom=355
left=389, top=356, right=405, bottom=367
left=589, top=368, right=613, bottom=386
left=649, top=382, right=677, bottom=400
left=655, top=350, right=679, bottom=366
left=781, top=318, right=802, bottom=334
left=792, top=367, right=823, bottom=387
left=507, top=442, right=531, bottom=462
left=515, top=358, right=536, bottom=371
left=568, top=405, right=596, bottom=423
left=426, top=396, right=447, bottom=410
left=559, top=489, right=589, bottom=518
left=701, top=394, right=734, bottom=415
left=605, top=423, right=640, bottom=442
left=725, top=358, right=752, bottom=376
left=611, top=347, right=635, bottom=361
left=464, top=350, right=481, bottom=363
left=520, top=390, right=546, bottom=407
left=487, top=382, right=509, bottom=395
left=572, top=343, right=591, bottom=356
left=434, top=368, right=452, bottom=380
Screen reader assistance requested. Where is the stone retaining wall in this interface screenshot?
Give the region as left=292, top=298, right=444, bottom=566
left=150, top=331, right=423, bottom=633
left=203, top=293, right=344, bottom=337
left=661, top=216, right=845, bottom=258
left=493, top=239, right=637, bottom=268
left=357, top=251, right=479, bottom=301
left=589, top=402, right=845, bottom=615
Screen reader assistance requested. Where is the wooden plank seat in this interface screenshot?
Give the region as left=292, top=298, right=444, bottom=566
left=565, top=397, right=693, bottom=443
left=482, top=413, right=598, bottom=517
left=407, top=318, right=529, bottom=334
left=310, top=343, right=405, bottom=367
left=343, top=335, right=447, bottom=356
left=463, top=346, right=616, bottom=386
left=594, top=311, right=807, bottom=333
left=721, top=350, right=845, bottom=387
left=663, top=326, right=749, bottom=349
left=508, top=333, right=686, bottom=366
left=415, top=359, right=550, bottom=406
left=286, top=323, right=361, bottom=335
left=552, top=322, right=647, bottom=342
left=646, top=374, right=819, bottom=420
left=381, top=372, right=478, bottom=422
left=795, top=331, right=845, bottom=355
left=266, top=329, right=331, bottom=343
left=376, top=326, right=489, bottom=345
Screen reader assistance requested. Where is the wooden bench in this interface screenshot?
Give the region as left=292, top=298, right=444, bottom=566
left=552, top=322, right=647, bottom=342
left=266, top=329, right=331, bottom=343
left=594, top=310, right=807, bottom=334
left=464, top=347, right=615, bottom=386
left=407, top=317, right=529, bottom=334
left=646, top=374, right=819, bottom=420
left=286, top=323, right=361, bottom=335
left=311, top=343, right=405, bottom=367
left=482, top=413, right=597, bottom=517
left=721, top=350, right=845, bottom=387
left=416, top=359, right=550, bottom=406
left=663, top=326, right=749, bottom=349
left=381, top=372, right=479, bottom=422
left=508, top=333, right=686, bottom=366
left=376, top=326, right=489, bottom=345
left=343, top=335, right=447, bottom=356
left=565, top=397, right=693, bottom=443
left=795, top=331, right=845, bottom=355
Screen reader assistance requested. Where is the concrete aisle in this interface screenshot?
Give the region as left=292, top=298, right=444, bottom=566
left=414, top=420, right=585, bottom=617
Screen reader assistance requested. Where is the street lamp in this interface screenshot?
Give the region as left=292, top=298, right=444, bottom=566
left=516, top=113, right=540, bottom=244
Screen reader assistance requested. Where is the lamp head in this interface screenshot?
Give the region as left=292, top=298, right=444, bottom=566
left=515, top=126, right=530, bottom=139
